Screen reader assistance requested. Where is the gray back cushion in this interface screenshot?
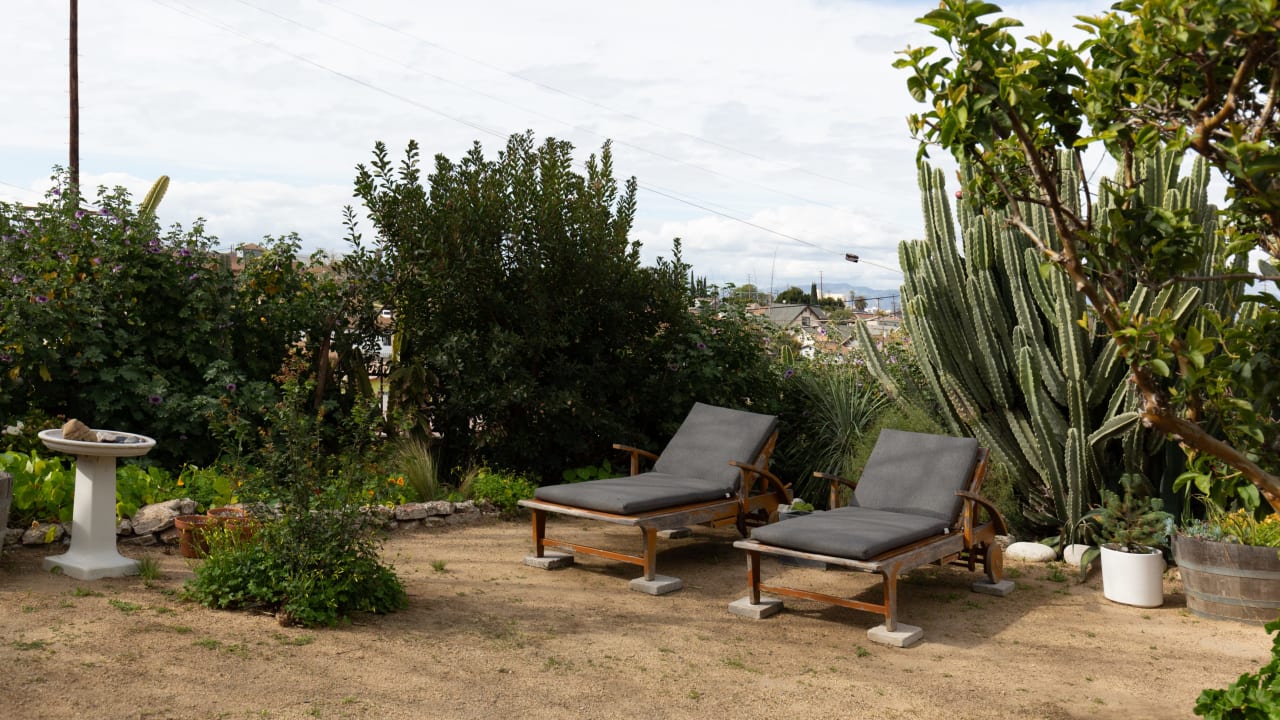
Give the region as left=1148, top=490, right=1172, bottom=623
left=652, top=403, right=778, bottom=490
left=852, top=429, right=979, bottom=523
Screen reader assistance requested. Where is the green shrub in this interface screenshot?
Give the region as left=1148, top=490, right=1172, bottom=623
left=394, top=437, right=446, bottom=502
left=184, top=515, right=407, bottom=628
left=463, top=468, right=538, bottom=515
left=1195, top=618, right=1280, bottom=718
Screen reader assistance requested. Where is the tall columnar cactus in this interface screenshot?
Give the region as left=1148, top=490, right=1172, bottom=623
left=860, top=154, right=1231, bottom=533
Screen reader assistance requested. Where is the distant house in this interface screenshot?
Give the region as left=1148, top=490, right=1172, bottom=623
left=751, top=303, right=828, bottom=330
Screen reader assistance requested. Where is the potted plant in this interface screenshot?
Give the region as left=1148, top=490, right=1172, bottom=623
left=1174, top=503, right=1280, bottom=623
left=778, top=498, right=814, bottom=521
left=1078, top=474, right=1173, bottom=608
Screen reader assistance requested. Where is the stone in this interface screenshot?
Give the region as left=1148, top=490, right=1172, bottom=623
left=1005, top=541, right=1057, bottom=563
left=394, top=502, right=430, bottom=521
left=121, top=533, right=159, bottom=547
left=422, top=500, right=454, bottom=516
left=452, top=500, right=478, bottom=514
left=629, top=574, right=683, bottom=595
left=130, top=499, right=187, bottom=535
left=657, top=528, right=692, bottom=539
left=157, top=527, right=181, bottom=545
left=22, top=522, right=66, bottom=546
left=424, top=517, right=447, bottom=528
left=61, top=418, right=99, bottom=442
left=117, top=518, right=133, bottom=536
left=524, top=551, right=574, bottom=570
left=4, top=527, right=24, bottom=546
left=1062, top=543, right=1093, bottom=567
left=728, top=596, right=782, bottom=619
left=868, top=623, right=924, bottom=648
left=178, top=499, right=197, bottom=516
left=972, top=579, right=1016, bottom=597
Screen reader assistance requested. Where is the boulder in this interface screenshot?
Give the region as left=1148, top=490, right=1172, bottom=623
left=130, top=499, right=188, bottom=535
left=4, top=527, right=25, bottom=546
left=394, top=503, right=431, bottom=521
left=1062, top=543, right=1093, bottom=567
left=22, top=522, right=66, bottom=546
left=1005, top=541, right=1057, bottom=562
left=117, top=518, right=133, bottom=536
left=422, top=500, right=454, bottom=517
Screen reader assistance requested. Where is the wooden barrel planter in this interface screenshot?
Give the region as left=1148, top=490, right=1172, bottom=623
left=1173, top=534, right=1280, bottom=624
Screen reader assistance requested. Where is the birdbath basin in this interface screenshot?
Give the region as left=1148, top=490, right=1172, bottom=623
left=37, top=428, right=156, bottom=580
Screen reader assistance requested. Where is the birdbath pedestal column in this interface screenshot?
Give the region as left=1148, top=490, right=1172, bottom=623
left=37, top=428, right=156, bottom=580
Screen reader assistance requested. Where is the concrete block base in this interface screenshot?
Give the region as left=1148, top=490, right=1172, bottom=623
left=728, top=596, right=782, bottom=619
left=628, top=574, right=683, bottom=595
left=657, top=528, right=692, bottom=539
left=523, top=552, right=574, bottom=570
left=972, top=579, right=1016, bottom=597
left=867, top=623, right=924, bottom=648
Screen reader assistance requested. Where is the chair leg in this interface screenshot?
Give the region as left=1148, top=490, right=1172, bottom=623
left=747, top=550, right=762, bottom=604
left=882, top=570, right=900, bottom=632
left=531, top=508, right=547, bottom=558
left=640, top=527, right=658, bottom=581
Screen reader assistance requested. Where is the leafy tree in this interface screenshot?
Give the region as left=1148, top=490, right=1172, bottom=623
left=775, top=286, right=807, bottom=304
left=895, top=0, right=1280, bottom=512
left=853, top=295, right=868, bottom=312
left=350, top=133, right=725, bottom=480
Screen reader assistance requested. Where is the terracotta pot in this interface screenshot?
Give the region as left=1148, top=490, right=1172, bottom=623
left=174, top=514, right=213, bottom=559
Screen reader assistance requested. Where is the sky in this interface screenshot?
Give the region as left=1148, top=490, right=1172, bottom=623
left=2, top=0, right=1102, bottom=297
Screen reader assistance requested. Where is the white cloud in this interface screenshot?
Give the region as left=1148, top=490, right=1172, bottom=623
left=2, top=0, right=1105, bottom=289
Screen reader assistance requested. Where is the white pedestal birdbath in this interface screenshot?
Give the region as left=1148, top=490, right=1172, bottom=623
left=37, top=428, right=156, bottom=580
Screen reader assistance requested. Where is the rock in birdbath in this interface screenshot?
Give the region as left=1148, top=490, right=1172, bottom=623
left=61, top=418, right=99, bottom=442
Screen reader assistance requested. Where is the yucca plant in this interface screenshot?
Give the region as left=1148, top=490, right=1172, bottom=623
left=785, top=363, right=891, bottom=505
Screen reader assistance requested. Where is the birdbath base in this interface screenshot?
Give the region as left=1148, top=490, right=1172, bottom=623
left=44, top=552, right=139, bottom=580
left=37, top=429, right=155, bottom=580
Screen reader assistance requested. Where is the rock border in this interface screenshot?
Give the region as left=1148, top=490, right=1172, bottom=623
left=2, top=498, right=498, bottom=550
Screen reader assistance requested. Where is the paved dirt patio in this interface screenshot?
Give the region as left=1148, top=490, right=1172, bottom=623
left=0, top=516, right=1270, bottom=719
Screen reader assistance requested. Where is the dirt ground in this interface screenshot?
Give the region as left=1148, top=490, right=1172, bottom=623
left=0, top=516, right=1272, bottom=720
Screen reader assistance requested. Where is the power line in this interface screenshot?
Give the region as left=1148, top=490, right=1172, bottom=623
left=149, top=0, right=902, bottom=275
left=313, top=0, right=866, bottom=192
left=231, top=0, right=848, bottom=213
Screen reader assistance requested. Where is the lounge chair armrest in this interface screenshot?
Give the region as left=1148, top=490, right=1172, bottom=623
left=956, top=490, right=1009, bottom=538
left=816, top=471, right=857, bottom=509
left=729, top=460, right=792, bottom=502
left=612, top=444, right=659, bottom=476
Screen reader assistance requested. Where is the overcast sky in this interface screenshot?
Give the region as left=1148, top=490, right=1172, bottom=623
left=3, top=0, right=1100, bottom=295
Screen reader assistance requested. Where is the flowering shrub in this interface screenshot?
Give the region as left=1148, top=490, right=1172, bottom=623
left=0, top=175, right=369, bottom=466
left=1183, top=508, right=1280, bottom=549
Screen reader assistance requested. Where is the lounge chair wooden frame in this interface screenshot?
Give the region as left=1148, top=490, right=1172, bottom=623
left=733, top=448, right=1008, bottom=634
left=520, top=432, right=791, bottom=582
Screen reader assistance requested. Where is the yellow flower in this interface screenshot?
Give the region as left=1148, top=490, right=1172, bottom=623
left=176, top=479, right=184, bottom=487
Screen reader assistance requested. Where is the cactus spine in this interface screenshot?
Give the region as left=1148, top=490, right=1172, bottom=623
left=860, top=154, right=1229, bottom=533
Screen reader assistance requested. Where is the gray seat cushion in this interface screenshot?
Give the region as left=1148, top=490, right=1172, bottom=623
left=534, top=472, right=734, bottom=514
left=652, top=403, right=778, bottom=492
left=532, top=402, right=777, bottom=515
left=749, top=506, right=951, bottom=560
left=852, top=429, right=978, bottom=523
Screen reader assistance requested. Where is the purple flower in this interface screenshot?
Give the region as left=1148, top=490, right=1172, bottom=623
left=74, top=209, right=87, bottom=219
left=147, top=246, right=162, bottom=254
left=10, top=273, right=24, bottom=284
left=178, top=248, right=191, bottom=257
left=696, top=341, right=707, bottom=351
left=68, top=222, right=79, bottom=231
left=0, top=353, right=11, bottom=363
left=226, top=383, right=237, bottom=393
left=112, top=264, right=122, bottom=273
left=98, top=207, right=111, bottom=216
left=148, top=394, right=163, bottom=406
left=52, top=188, right=61, bottom=197
left=91, top=257, right=101, bottom=266
left=188, top=273, right=198, bottom=281
left=56, top=251, right=67, bottom=260
left=783, top=368, right=796, bottom=379
left=34, top=295, right=49, bottom=304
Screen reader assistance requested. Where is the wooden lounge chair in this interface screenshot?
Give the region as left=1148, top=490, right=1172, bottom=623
left=730, top=429, right=1013, bottom=647
left=519, top=402, right=791, bottom=595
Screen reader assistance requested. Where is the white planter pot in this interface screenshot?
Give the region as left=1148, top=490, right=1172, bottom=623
left=1100, top=544, right=1166, bottom=608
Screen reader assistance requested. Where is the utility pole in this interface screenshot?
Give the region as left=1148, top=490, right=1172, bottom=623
left=69, top=0, right=80, bottom=190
